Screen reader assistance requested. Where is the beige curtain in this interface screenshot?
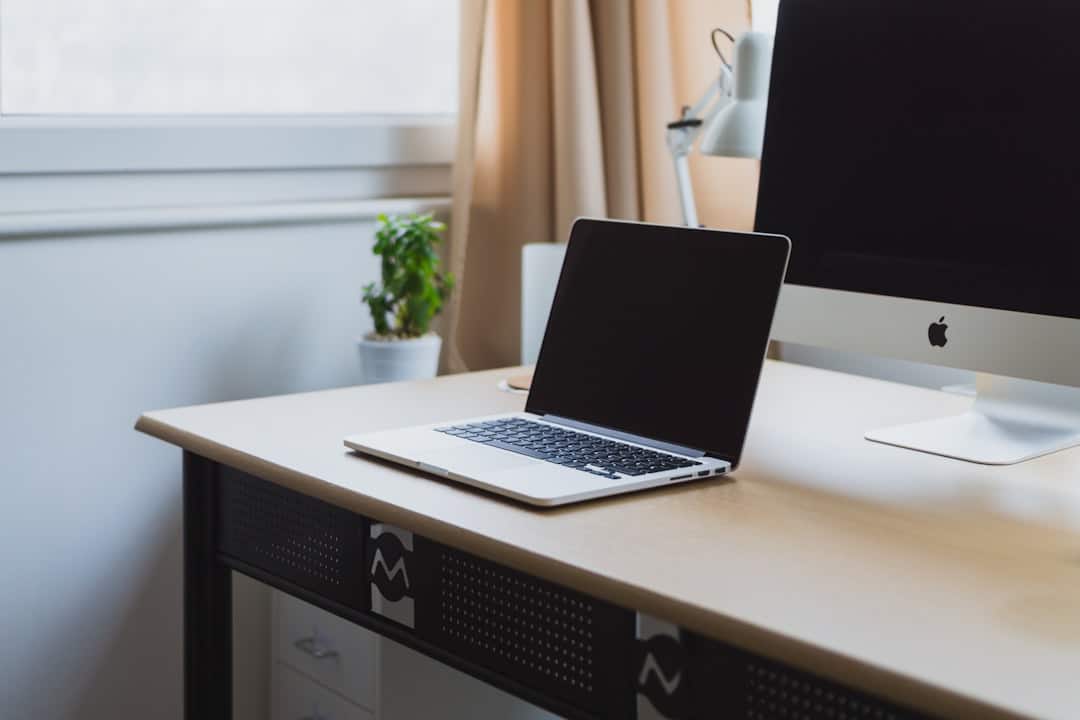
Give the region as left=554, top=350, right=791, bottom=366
left=446, top=0, right=754, bottom=372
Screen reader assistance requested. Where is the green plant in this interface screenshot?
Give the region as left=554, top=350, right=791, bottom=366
left=362, top=213, right=455, bottom=339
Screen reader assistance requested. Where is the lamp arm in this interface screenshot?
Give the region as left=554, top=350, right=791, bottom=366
left=666, top=70, right=735, bottom=226
left=684, top=77, right=724, bottom=124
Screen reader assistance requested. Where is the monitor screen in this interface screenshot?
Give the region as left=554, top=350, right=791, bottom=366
left=755, top=0, right=1080, bottom=321
left=525, top=220, right=790, bottom=464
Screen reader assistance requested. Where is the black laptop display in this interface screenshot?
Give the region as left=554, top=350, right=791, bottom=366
left=527, top=220, right=790, bottom=467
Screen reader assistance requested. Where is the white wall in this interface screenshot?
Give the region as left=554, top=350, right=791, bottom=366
left=0, top=216, right=390, bottom=718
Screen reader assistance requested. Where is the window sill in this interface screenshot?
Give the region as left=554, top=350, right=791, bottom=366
left=0, top=115, right=455, bottom=174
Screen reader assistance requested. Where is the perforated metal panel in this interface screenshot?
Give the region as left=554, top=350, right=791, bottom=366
left=440, top=550, right=597, bottom=690
left=218, top=466, right=366, bottom=610
left=416, top=542, right=635, bottom=718
left=744, top=660, right=911, bottom=720
left=683, top=633, right=927, bottom=720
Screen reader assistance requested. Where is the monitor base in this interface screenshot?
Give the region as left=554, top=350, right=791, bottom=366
left=866, top=373, right=1080, bottom=465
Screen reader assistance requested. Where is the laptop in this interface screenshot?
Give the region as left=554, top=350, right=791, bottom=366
left=345, top=219, right=790, bottom=506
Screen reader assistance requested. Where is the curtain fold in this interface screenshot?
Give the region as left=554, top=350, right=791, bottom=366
left=447, top=0, right=753, bottom=372
left=551, top=1, right=608, bottom=236
left=590, top=0, right=641, bottom=221
left=444, top=0, right=489, bottom=372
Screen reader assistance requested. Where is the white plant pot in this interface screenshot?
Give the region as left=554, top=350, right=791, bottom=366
left=357, top=333, right=442, bottom=385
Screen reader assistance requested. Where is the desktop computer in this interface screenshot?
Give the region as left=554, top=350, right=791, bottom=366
left=754, top=0, right=1080, bottom=464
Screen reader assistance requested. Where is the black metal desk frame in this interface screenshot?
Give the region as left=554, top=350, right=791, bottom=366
left=184, top=452, right=926, bottom=720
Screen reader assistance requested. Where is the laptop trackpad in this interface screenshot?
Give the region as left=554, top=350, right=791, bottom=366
left=430, top=445, right=538, bottom=474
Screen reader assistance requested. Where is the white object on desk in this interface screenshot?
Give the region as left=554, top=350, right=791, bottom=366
left=520, top=242, right=567, bottom=365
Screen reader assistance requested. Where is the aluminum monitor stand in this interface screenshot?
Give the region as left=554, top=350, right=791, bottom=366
left=866, top=373, right=1080, bottom=465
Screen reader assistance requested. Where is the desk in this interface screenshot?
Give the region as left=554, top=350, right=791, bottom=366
left=136, top=361, right=1080, bottom=720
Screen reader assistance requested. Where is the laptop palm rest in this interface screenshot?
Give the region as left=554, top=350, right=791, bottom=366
left=427, top=444, right=538, bottom=475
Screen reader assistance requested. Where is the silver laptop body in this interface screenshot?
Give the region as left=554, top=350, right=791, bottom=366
left=345, top=219, right=790, bottom=507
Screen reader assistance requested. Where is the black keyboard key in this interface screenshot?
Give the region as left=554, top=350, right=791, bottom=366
left=489, top=439, right=552, bottom=460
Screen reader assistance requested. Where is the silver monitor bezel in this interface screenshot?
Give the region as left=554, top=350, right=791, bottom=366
left=772, top=284, right=1080, bottom=389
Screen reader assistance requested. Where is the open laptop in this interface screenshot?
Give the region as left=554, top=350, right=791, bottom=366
left=345, top=219, right=790, bottom=506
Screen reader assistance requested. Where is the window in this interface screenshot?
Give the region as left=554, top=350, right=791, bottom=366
left=0, top=1, right=458, bottom=174
left=0, top=0, right=457, bottom=115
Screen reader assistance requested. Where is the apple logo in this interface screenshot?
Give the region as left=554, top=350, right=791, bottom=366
left=928, top=316, right=948, bottom=347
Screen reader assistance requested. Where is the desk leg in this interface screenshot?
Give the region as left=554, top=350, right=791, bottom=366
left=184, top=452, right=232, bottom=720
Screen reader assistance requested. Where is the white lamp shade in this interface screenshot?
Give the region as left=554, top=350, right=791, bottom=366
left=699, top=101, right=768, bottom=158
left=699, top=32, right=773, bottom=159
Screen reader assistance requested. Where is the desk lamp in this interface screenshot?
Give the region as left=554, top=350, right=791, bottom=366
left=667, top=30, right=773, bottom=227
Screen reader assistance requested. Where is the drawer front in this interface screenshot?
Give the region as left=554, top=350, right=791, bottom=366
left=273, top=662, right=374, bottom=720
left=275, top=591, right=378, bottom=709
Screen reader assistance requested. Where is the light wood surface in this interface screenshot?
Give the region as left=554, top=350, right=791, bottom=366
left=136, top=361, right=1080, bottom=720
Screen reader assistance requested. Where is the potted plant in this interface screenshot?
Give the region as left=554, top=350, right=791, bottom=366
left=358, top=213, right=454, bottom=384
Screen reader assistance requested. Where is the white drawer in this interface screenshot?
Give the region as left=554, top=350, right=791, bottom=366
left=274, top=591, right=378, bottom=709
left=273, top=662, right=374, bottom=720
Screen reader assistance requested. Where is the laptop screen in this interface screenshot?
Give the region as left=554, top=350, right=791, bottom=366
left=525, top=220, right=789, bottom=464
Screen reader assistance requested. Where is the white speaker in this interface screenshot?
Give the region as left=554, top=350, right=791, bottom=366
left=520, top=243, right=568, bottom=365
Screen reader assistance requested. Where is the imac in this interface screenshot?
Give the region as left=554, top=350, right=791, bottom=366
left=754, top=0, right=1080, bottom=464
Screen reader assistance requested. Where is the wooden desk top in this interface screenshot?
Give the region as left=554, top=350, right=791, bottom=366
left=136, top=361, right=1080, bottom=720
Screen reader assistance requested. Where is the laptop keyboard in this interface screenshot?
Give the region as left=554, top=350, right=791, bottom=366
left=434, top=417, right=702, bottom=478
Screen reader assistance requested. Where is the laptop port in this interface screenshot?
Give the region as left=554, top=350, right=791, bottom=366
left=670, top=474, right=692, bottom=481
left=698, top=470, right=711, bottom=477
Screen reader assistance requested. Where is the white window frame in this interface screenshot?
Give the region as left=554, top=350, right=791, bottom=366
left=0, top=114, right=456, bottom=236
left=0, top=114, right=455, bottom=174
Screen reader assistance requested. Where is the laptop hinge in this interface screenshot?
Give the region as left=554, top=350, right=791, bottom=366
left=541, top=415, right=708, bottom=458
